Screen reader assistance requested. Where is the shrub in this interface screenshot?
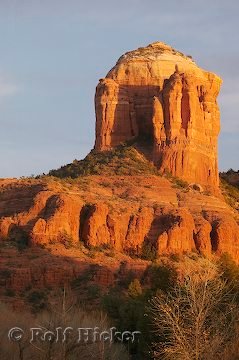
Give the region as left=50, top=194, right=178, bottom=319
left=87, top=284, right=101, bottom=299
left=219, top=253, right=239, bottom=302
left=48, top=143, right=159, bottom=178
left=141, top=241, right=157, bottom=261
left=102, top=288, right=151, bottom=358
left=170, top=253, right=182, bottom=262
left=27, top=290, right=47, bottom=312
left=8, top=225, right=29, bottom=251
left=0, top=297, right=129, bottom=359
left=172, top=177, right=189, bottom=189
left=146, top=263, right=177, bottom=292
left=148, top=272, right=239, bottom=360
left=57, top=230, right=74, bottom=249
left=71, top=265, right=99, bottom=289
left=220, top=178, right=239, bottom=209
left=5, top=289, right=15, bottom=297
left=127, top=279, right=143, bottom=298
left=0, top=269, right=12, bottom=279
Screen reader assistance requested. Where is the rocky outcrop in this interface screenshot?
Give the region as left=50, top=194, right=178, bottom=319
left=95, top=42, right=222, bottom=191
left=124, top=207, right=154, bottom=254
left=211, top=216, right=239, bottom=258
left=156, top=208, right=196, bottom=255
left=1, top=175, right=239, bottom=300
left=0, top=181, right=83, bottom=246
left=81, top=203, right=111, bottom=248
left=1, top=177, right=239, bottom=261
left=31, top=194, right=83, bottom=245
left=194, top=218, right=212, bottom=256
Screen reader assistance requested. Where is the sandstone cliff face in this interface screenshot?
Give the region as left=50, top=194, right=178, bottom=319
left=95, top=42, right=222, bottom=190
left=0, top=176, right=238, bottom=260
left=1, top=176, right=239, bottom=296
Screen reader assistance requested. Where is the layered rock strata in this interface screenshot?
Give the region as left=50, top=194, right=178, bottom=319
left=0, top=177, right=238, bottom=261
left=95, top=42, right=222, bottom=190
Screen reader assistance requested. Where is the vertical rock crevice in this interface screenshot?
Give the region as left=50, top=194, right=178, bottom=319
left=94, top=41, right=222, bottom=191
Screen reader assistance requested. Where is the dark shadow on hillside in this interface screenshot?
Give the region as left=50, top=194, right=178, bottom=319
left=110, top=84, right=162, bottom=162
left=0, top=183, right=45, bottom=217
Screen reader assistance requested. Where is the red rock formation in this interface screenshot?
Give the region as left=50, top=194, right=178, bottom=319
left=157, top=208, right=196, bottom=255
left=82, top=203, right=111, bottom=248
left=1, top=177, right=239, bottom=260
left=1, top=176, right=239, bottom=298
left=194, top=218, right=212, bottom=256
left=31, top=194, right=83, bottom=245
left=0, top=181, right=83, bottom=246
left=95, top=42, right=222, bottom=190
left=211, top=216, right=239, bottom=260
left=123, top=207, right=154, bottom=254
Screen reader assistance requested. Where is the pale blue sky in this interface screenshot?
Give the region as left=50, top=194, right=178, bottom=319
left=0, top=0, right=238, bottom=177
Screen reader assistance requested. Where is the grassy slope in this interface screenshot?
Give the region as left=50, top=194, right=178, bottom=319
left=220, top=170, right=239, bottom=210
left=48, top=144, right=159, bottom=178
left=48, top=144, right=239, bottom=209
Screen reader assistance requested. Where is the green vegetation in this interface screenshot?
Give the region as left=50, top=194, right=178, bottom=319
left=0, top=294, right=128, bottom=359
left=220, top=169, right=239, bottom=210
left=127, top=279, right=143, bottom=298
left=219, top=253, right=239, bottom=300
left=71, top=265, right=98, bottom=288
left=101, top=256, right=239, bottom=359
left=57, top=230, right=74, bottom=249
left=149, top=267, right=239, bottom=360
left=170, top=176, right=189, bottom=189
left=27, top=290, right=47, bottom=312
left=140, top=241, right=157, bottom=261
left=220, top=169, right=239, bottom=188
left=48, top=144, right=159, bottom=178
left=163, top=169, right=189, bottom=189
left=87, top=284, right=101, bottom=299
left=4, top=289, right=15, bottom=297
left=102, top=262, right=178, bottom=358
left=220, top=177, right=239, bottom=209
left=0, top=269, right=12, bottom=279
left=3, top=255, right=239, bottom=359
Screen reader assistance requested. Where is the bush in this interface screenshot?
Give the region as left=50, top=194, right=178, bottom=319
left=0, top=297, right=129, bottom=359
left=127, top=279, right=143, bottom=298
left=146, top=263, right=177, bottom=292
left=102, top=288, right=151, bottom=358
left=71, top=265, right=99, bottom=289
left=172, top=177, right=189, bottom=189
left=87, top=284, right=101, bottom=299
left=27, top=290, right=47, bottom=312
left=141, top=242, right=157, bottom=261
left=57, top=230, right=74, bottom=249
left=8, top=225, right=29, bottom=251
left=148, top=272, right=239, bottom=360
left=219, top=253, right=239, bottom=301
left=0, top=269, right=12, bottom=279
left=5, top=289, right=15, bottom=297
left=48, top=143, right=159, bottom=178
left=220, top=178, right=239, bottom=209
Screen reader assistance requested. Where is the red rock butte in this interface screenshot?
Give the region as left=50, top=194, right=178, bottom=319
left=95, top=42, right=222, bottom=191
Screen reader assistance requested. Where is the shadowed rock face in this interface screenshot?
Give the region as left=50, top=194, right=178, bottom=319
left=95, top=42, right=222, bottom=191
left=1, top=175, right=239, bottom=298
left=1, top=176, right=238, bottom=261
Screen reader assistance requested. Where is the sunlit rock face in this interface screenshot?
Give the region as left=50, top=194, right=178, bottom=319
left=95, top=42, right=222, bottom=191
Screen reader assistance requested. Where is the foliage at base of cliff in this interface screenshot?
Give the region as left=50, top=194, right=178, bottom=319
left=48, top=144, right=159, bottom=178
left=220, top=169, right=239, bottom=188
left=220, top=170, right=239, bottom=210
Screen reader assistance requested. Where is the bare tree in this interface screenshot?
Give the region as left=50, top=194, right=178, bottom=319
left=0, top=288, right=129, bottom=360
left=149, top=270, right=239, bottom=360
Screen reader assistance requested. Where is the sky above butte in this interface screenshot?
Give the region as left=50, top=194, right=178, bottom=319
left=0, top=0, right=238, bottom=177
